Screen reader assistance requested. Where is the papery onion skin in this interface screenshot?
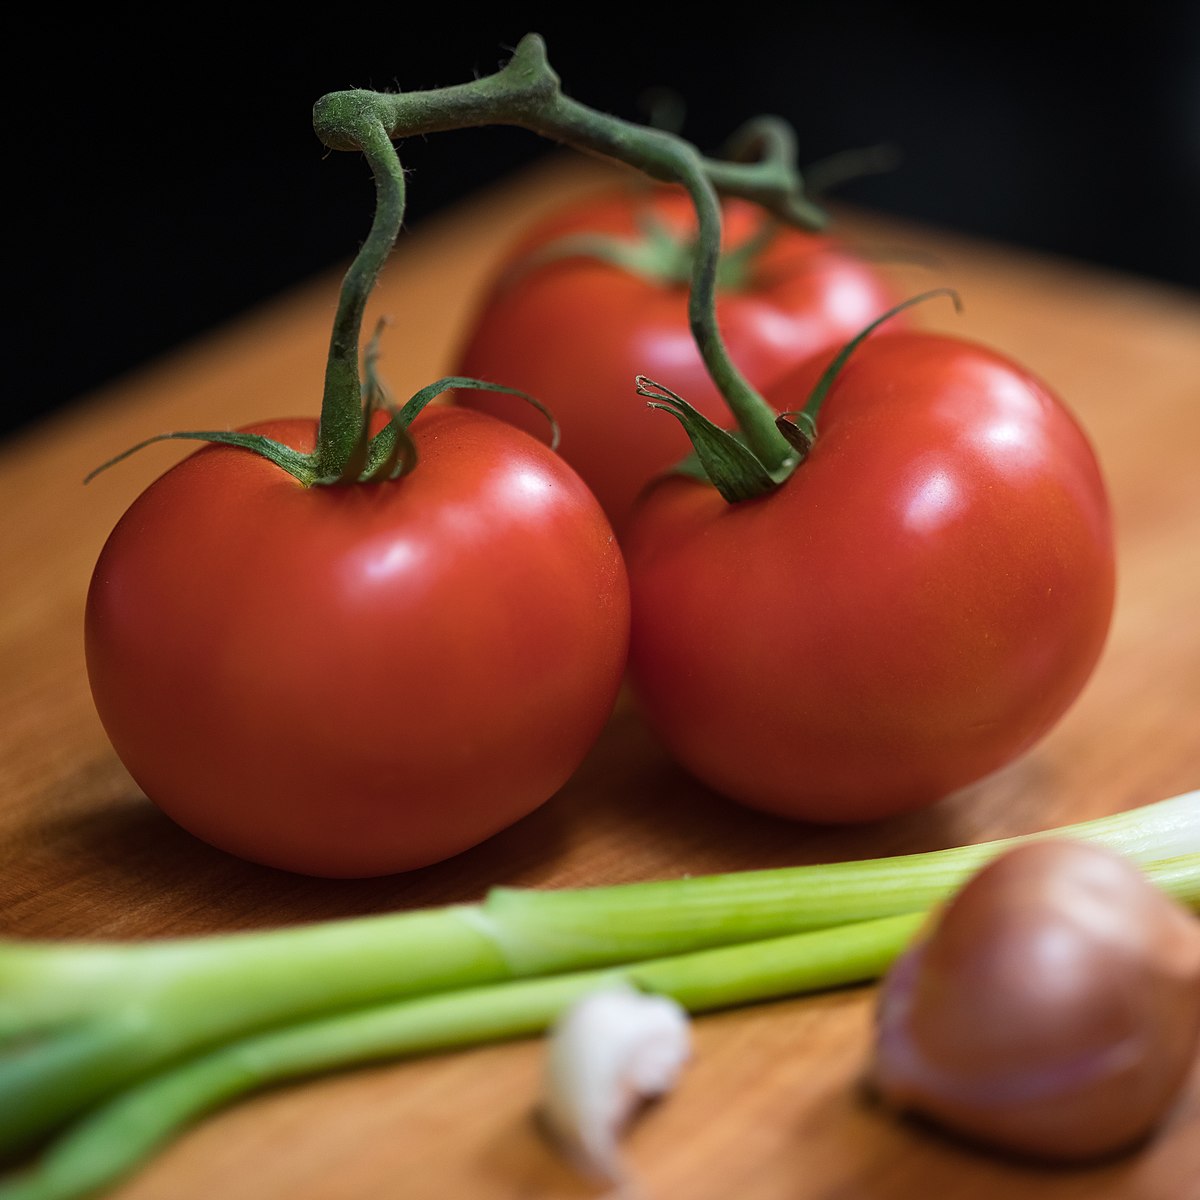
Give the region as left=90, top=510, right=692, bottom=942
left=866, top=838, right=1200, bottom=1161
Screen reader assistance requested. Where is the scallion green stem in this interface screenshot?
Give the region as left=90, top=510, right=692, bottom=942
left=2, top=793, right=1195, bottom=1158
left=483, top=791, right=1199, bottom=973
left=7, top=847, right=1199, bottom=1200
left=0, top=912, right=925, bottom=1200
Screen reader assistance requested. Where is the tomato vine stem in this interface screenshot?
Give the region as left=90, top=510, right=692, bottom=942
left=311, top=32, right=828, bottom=490
left=87, top=35, right=829, bottom=494
left=313, top=117, right=407, bottom=483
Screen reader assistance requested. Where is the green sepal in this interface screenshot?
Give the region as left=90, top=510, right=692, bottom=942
left=344, top=319, right=418, bottom=483
left=83, top=431, right=317, bottom=487
left=636, top=375, right=795, bottom=503
left=82, top=376, right=560, bottom=490
left=358, top=370, right=563, bottom=484
left=351, top=374, right=563, bottom=483
left=359, top=419, right=419, bottom=482
left=394, top=375, right=560, bottom=450
left=511, top=221, right=696, bottom=288
left=507, top=204, right=782, bottom=294
left=781, top=287, right=964, bottom=458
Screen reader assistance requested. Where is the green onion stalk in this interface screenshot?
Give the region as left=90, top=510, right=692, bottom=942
left=2, top=793, right=1197, bottom=1200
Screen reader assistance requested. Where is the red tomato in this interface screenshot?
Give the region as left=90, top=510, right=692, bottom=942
left=624, top=331, right=1115, bottom=823
left=85, top=407, right=629, bottom=877
left=453, top=185, right=904, bottom=535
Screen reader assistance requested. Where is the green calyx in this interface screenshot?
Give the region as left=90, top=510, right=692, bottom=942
left=653, top=288, right=963, bottom=503
left=773, top=287, right=963, bottom=461
left=82, top=369, right=555, bottom=489
left=512, top=204, right=783, bottom=294
left=636, top=376, right=798, bottom=502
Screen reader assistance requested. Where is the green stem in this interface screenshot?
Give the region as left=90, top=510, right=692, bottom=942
left=2, top=794, right=1195, bottom=1158
left=0, top=913, right=923, bottom=1200
left=669, top=150, right=789, bottom=468
left=486, top=817, right=1200, bottom=976
left=89, top=36, right=828, bottom=493
left=311, top=31, right=802, bottom=478
left=1148, top=853, right=1200, bottom=908
left=93, top=35, right=822, bottom=491
left=313, top=118, right=409, bottom=482
left=9, top=845, right=1200, bottom=1200
left=0, top=908, right=503, bottom=1155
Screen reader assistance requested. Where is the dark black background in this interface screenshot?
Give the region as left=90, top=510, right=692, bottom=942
left=10, top=7, right=1199, bottom=441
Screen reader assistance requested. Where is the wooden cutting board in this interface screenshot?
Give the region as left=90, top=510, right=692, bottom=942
left=2, top=154, right=1198, bottom=1199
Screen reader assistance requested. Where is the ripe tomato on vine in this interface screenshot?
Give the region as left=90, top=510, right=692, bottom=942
left=87, top=406, right=629, bottom=877
left=624, top=319, right=1115, bottom=821
left=454, top=183, right=904, bottom=535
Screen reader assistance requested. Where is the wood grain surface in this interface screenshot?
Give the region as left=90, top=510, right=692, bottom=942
left=2, top=154, right=1198, bottom=1199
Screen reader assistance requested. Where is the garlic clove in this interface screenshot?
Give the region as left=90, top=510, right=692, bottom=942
left=540, top=982, right=691, bottom=1183
left=866, top=838, right=1200, bottom=1162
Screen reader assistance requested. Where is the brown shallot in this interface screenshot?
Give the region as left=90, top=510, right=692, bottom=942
left=866, top=838, right=1200, bottom=1161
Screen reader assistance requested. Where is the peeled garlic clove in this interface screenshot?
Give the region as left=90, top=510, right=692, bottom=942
left=867, top=838, right=1200, bottom=1162
left=540, top=982, right=691, bottom=1182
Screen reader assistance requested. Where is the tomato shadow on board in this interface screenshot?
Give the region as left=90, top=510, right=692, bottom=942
left=582, top=694, right=1063, bottom=878
left=9, top=695, right=1059, bottom=941
left=4, top=754, right=581, bottom=937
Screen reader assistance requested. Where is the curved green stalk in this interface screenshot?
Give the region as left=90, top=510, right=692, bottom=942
left=311, top=32, right=806, bottom=485
left=313, top=117, right=408, bottom=482
left=90, top=34, right=822, bottom=493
